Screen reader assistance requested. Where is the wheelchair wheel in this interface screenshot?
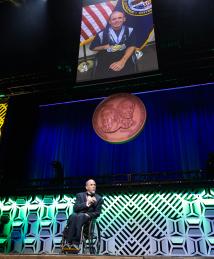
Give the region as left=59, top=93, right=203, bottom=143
left=61, top=218, right=101, bottom=255
left=81, top=220, right=101, bottom=255
left=88, top=221, right=101, bottom=254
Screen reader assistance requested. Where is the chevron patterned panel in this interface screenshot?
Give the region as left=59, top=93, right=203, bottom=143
left=1, top=188, right=214, bottom=255
left=0, top=102, right=8, bottom=136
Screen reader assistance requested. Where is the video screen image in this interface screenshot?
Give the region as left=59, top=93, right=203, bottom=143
left=77, top=0, right=159, bottom=82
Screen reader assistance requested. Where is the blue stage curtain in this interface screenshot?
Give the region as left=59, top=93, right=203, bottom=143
left=27, top=84, right=214, bottom=181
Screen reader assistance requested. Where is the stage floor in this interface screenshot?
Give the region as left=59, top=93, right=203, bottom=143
left=0, top=254, right=211, bottom=259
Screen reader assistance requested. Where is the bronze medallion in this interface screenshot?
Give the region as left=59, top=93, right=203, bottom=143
left=92, top=93, right=147, bottom=143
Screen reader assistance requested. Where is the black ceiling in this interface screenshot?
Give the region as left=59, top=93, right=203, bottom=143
left=0, top=0, right=213, bottom=101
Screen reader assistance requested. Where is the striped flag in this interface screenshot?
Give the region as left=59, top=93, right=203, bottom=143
left=80, top=0, right=155, bottom=50
left=80, top=1, right=117, bottom=46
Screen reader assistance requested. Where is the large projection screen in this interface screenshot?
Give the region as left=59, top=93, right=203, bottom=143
left=76, top=0, right=159, bottom=82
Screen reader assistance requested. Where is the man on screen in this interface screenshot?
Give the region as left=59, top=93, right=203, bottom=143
left=90, top=11, right=137, bottom=79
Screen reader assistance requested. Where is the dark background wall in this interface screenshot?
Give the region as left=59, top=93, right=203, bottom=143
left=0, top=0, right=213, bottom=194
left=1, top=83, right=213, bottom=194
left=0, top=0, right=213, bottom=85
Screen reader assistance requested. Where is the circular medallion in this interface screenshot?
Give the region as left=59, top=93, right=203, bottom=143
left=92, top=93, right=147, bottom=143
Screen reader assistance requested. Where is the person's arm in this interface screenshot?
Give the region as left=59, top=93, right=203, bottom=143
left=86, top=197, right=104, bottom=219
left=91, top=44, right=110, bottom=52
left=89, top=32, right=110, bottom=52
left=109, top=46, right=135, bottom=71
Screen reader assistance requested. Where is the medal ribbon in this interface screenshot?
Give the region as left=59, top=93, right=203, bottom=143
left=109, top=26, right=125, bottom=44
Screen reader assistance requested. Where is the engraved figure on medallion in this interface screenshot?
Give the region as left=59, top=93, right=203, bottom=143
left=100, top=106, right=119, bottom=133
left=117, top=98, right=135, bottom=129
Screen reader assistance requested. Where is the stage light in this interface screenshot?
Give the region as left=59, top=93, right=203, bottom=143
left=39, top=200, right=44, bottom=207
left=11, top=202, right=17, bottom=209
left=0, top=202, right=4, bottom=209
left=0, top=0, right=23, bottom=7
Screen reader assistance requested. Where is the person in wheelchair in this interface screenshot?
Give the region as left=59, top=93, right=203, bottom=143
left=89, top=10, right=137, bottom=80
left=65, top=179, right=103, bottom=252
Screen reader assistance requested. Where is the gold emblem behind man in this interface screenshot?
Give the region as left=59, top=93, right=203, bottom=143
left=92, top=93, right=147, bottom=143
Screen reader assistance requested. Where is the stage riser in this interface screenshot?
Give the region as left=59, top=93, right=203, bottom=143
left=0, top=256, right=211, bottom=259
left=0, top=254, right=214, bottom=259
left=1, top=188, right=214, bottom=256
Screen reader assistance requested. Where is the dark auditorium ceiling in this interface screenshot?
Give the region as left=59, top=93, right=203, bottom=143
left=0, top=0, right=213, bottom=102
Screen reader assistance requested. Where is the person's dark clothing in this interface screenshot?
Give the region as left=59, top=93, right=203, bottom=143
left=67, top=192, right=103, bottom=244
left=90, top=25, right=136, bottom=79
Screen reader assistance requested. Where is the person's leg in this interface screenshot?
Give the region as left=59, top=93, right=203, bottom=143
left=67, top=213, right=78, bottom=244
left=73, top=213, right=90, bottom=245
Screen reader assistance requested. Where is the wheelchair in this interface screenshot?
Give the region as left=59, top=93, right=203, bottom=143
left=61, top=218, right=101, bottom=255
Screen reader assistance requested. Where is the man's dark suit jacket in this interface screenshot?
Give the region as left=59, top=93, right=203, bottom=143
left=73, top=192, right=103, bottom=219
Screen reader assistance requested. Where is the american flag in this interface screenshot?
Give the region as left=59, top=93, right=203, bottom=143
left=80, top=1, right=116, bottom=46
